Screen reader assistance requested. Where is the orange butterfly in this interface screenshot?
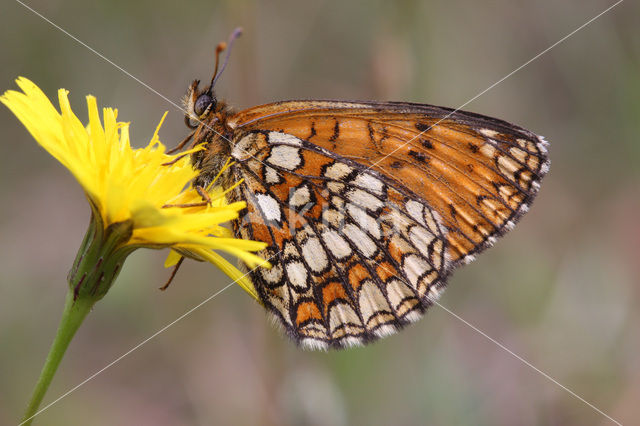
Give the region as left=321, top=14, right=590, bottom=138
left=176, top=29, right=549, bottom=350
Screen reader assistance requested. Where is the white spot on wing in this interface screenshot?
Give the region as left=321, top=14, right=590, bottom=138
left=480, top=128, right=499, bottom=138
left=347, top=188, right=383, bottom=211
left=286, top=261, right=308, bottom=290
left=289, top=185, right=311, bottom=208
left=327, top=181, right=345, bottom=194
left=256, top=194, right=281, bottom=222
left=408, top=225, right=435, bottom=252
left=268, top=131, right=302, bottom=146
left=261, top=263, right=283, bottom=284
left=329, top=303, right=362, bottom=333
left=232, top=133, right=260, bottom=160
left=359, top=280, right=392, bottom=324
left=346, top=204, right=381, bottom=239
left=354, top=173, right=384, bottom=195
left=267, top=145, right=301, bottom=170
left=321, top=229, right=352, bottom=259
left=301, top=237, right=328, bottom=272
left=381, top=209, right=412, bottom=234
left=322, top=209, right=345, bottom=228
left=403, top=254, right=429, bottom=287
left=406, top=200, right=425, bottom=226
left=386, top=279, right=416, bottom=311
left=265, top=166, right=280, bottom=184
left=343, top=224, right=377, bottom=258
left=324, top=163, right=353, bottom=180
left=283, top=241, right=299, bottom=258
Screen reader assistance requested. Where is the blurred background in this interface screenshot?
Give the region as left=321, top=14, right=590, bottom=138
left=1, top=0, right=638, bottom=424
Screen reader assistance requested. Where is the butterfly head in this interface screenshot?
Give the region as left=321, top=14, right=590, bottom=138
left=183, top=28, right=242, bottom=129
left=183, top=79, right=219, bottom=128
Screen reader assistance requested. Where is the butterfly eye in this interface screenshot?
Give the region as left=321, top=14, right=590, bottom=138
left=194, top=94, right=215, bottom=117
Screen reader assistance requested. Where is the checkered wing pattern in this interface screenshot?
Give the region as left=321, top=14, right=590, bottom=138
left=227, top=100, right=549, bottom=349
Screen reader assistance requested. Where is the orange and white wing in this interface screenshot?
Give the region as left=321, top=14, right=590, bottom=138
left=227, top=100, right=549, bottom=349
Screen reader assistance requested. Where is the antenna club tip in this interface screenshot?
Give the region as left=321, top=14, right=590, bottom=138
left=210, top=27, right=243, bottom=89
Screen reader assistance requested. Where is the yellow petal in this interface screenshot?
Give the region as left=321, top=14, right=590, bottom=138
left=164, top=250, right=183, bottom=268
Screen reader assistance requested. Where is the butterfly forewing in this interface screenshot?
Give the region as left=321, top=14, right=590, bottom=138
left=223, top=100, right=549, bottom=349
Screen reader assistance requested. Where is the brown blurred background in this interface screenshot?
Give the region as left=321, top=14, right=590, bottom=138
left=1, top=0, right=638, bottom=425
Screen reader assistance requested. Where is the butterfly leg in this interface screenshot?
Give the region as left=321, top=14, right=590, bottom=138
left=161, top=152, right=191, bottom=167
left=166, top=130, right=195, bottom=155
left=162, top=185, right=212, bottom=208
left=195, top=185, right=213, bottom=204
left=159, top=256, right=184, bottom=290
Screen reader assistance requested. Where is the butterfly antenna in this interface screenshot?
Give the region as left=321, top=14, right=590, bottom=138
left=210, top=27, right=243, bottom=89
left=209, top=43, right=226, bottom=89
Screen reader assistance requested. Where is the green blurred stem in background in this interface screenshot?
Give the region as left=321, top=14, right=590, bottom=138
left=21, top=213, right=133, bottom=425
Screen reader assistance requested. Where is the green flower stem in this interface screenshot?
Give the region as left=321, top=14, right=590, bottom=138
left=21, top=292, right=94, bottom=426
left=21, top=210, right=134, bottom=425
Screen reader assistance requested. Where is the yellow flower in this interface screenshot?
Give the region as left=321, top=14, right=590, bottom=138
left=1, top=77, right=267, bottom=299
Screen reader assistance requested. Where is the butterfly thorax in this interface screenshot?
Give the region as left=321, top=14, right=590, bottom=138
left=189, top=101, right=239, bottom=190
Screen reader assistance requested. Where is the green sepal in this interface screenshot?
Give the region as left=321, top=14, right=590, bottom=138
left=67, top=200, right=134, bottom=302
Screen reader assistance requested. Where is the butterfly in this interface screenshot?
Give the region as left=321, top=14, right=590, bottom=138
left=175, top=29, right=550, bottom=350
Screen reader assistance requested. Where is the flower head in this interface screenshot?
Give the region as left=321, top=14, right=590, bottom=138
left=1, top=77, right=267, bottom=299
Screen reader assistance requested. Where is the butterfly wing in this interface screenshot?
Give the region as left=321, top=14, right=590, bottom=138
left=227, top=101, right=549, bottom=349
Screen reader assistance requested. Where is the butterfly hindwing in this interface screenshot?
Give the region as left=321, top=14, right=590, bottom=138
left=230, top=130, right=454, bottom=349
